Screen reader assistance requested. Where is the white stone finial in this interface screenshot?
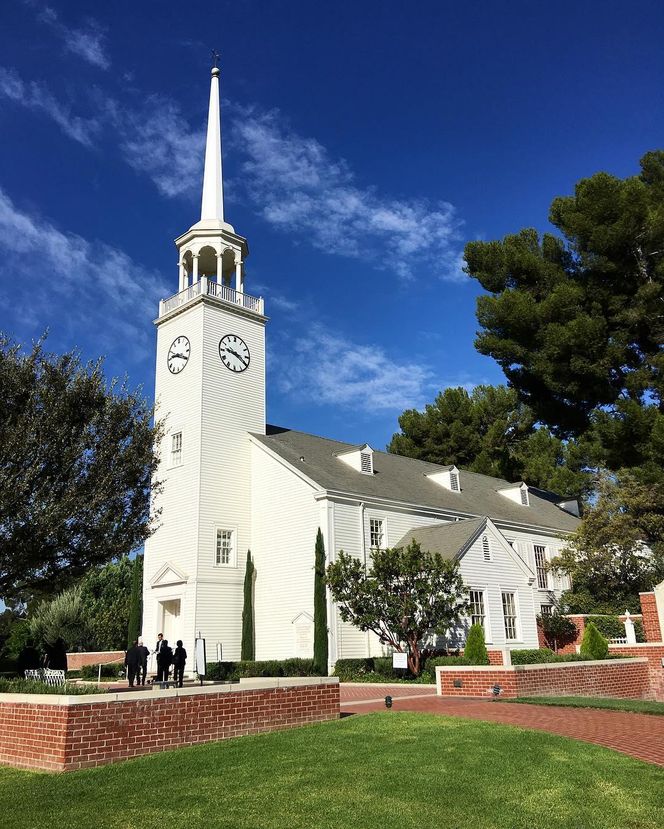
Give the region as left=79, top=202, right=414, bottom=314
left=200, top=64, right=224, bottom=222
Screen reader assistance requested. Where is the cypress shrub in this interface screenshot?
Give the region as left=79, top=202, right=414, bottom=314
left=241, top=551, right=255, bottom=661
left=580, top=621, right=609, bottom=660
left=313, top=528, right=328, bottom=675
left=126, top=555, right=142, bottom=648
left=464, top=623, right=490, bottom=664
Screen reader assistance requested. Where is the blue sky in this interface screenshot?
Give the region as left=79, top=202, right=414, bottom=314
left=1, top=0, right=662, bottom=450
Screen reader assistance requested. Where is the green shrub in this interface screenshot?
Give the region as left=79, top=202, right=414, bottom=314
left=0, top=678, right=100, bottom=695
left=80, top=662, right=124, bottom=680
left=423, top=655, right=472, bottom=680
left=333, top=659, right=375, bottom=681
left=464, top=624, right=489, bottom=665
left=586, top=615, right=625, bottom=640
left=511, top=648, right=558, bottom=665
left=206, top=659, right=318, bottom=682
left=372, top=657, right=395, bottom=677
left=580, top=622, right=609, bottom=660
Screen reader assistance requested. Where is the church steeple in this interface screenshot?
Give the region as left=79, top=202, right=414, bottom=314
left=172, top=62, right=252, bottom=300
left=200, top=66, right=225, bottom=223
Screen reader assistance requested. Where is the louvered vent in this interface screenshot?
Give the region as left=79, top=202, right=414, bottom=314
left=482, top=535, right=491, bottom=561
left=360, top=452, right=373, bottom=475
left=520, top=488, right=529, bottom=506
left=450, top=471, right=460, bottom=491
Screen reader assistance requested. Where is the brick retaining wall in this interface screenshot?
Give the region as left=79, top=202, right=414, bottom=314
left=66, top=651, right=124, bottom=670
left=0, top=677, right=339, bottom=772
left=436, top=658, right=650, bottom=700
left=610, top=643, right=664, bottom=701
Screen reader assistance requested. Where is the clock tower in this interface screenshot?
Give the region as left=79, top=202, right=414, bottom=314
left=142, top=65, right=267, bottom=664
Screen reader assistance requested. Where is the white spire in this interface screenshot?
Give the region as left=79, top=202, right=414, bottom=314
left=200, top=66, right=224, bottom=222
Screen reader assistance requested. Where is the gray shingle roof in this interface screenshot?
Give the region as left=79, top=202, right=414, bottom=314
left=251, top=426, right=580, bottom=533
left=396, top=518, right=487, bottom=559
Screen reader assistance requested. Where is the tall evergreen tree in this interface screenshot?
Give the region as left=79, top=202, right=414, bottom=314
left=126, top=555, right=142, bottom=647
left=241, top=550, right=255, bottom=661
left=313, top=529, right=328, bottom=675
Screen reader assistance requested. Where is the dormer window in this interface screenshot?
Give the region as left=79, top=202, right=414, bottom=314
left=498, top=482, right=530, bottom=506
left=336, top=444, right=375, bottom=475
left=426, top=465, right=461, bottom=492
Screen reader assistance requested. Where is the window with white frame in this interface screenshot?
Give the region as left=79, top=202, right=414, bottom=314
left=482, top=535, right=491, bottom=561
left=502, top=591, right=518, bottom=640
left=469, top=589, right=486, bottom=630
left=533, top=544, right=548, bottom=589
left=170, top=431, right=183, bottom=467
left=540, top=604, right=552, bottom=617
left=215, top=529, right=234, bottom=566
left=369, top=518, right=384, bottom=550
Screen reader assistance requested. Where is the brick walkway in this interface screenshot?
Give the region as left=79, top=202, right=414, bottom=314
left=340, top=684, right=664, bottom=766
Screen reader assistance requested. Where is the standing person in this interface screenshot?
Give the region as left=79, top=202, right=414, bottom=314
left=172, top=640, right=187, bottom=688
left=156, top=638, right=172, bottom=683
left=125, top=641, right=141, bottom=688
left=137, top=638, right=149, bottom=686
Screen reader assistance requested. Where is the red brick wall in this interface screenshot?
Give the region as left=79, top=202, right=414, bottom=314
left=436, top=658, right=650, bottom=700
left=610, top=644, right=664, bottom=701
left=66, top=652, right=124, bottom=670
left=0, top=680, right=339, bottom=772
left=458, top=649, right=504, bottom=665
left=639, top=593, right=662, bottom=643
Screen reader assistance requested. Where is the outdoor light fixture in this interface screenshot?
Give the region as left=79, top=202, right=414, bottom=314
left=491, top=684, right=502, bottom=700
left=385, top=695, right=393, bottom=708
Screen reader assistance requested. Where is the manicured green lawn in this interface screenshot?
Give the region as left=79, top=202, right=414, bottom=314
left=503, top=696, right=664, bottom=716
left=0, top=713, right=661, bottom=829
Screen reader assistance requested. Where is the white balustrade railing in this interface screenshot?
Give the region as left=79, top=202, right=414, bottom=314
left=159, top=278, right=264, bottom=317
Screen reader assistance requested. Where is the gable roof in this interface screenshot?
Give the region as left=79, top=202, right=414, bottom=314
left=396, top=517, right=487, bottom=559
left=251, top=426, right=580, bottom=533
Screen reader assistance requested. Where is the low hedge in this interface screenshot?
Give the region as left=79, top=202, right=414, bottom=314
left=510, top=648, right=635, bottom=665
left=0, top=679, right=100, bottom=695
left=206, top=658, right=319, bottom=682
left=80, top=663, right=125, bottom=680
left=586, top=615, right=645, bottom=643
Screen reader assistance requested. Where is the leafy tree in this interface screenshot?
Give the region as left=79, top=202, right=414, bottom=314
left=553, top=471, right=664, bottom=613
left=388, top=385, right=591, bottom=495
left=537, top=611, right=578, bottom=653
left=464, top=151, right=664, bottom=463
left=0, top=335, right=162, bottom=604
left=79, top=555, right=142, bottom=650
left=326, top=541, right=468, bottom=676
left=579, top=621, right=609, bottom=660
left=241, top=550, right=255, bottom=661
left=126, top=555, right=143, bottom=648
left=29, top=585, right=88, bottom=669
left=313, top=529, right=328, bottom=675
left=464, top=623, right=489, bottom=665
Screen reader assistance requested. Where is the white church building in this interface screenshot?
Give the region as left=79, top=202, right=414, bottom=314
left=141, top=67, right=580, bottom=667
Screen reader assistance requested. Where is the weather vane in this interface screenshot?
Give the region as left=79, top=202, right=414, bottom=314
left=211, top=49, right=220, bottom=69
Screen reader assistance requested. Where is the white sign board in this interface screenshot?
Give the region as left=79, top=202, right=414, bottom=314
left=392, top=652, right=408, bottom=670
left=195, top=637, right=207, bottom=677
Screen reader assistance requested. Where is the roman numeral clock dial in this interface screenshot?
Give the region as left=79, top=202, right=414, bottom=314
left=219, top=334, right=250, bottom=373
left=167, top=336, right=190, bottom=374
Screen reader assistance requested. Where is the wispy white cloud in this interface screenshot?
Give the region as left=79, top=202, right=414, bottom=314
left=231, top=107, right=464, bottom=281
left=108, top=96, right=205, bottom=199
left=35, top=6, right=110, bottom=70
left=0, top=66, right=101, bottom=147
left=252, top=282, right=299, bottom=313
left=275, top=323, right=434, bottom=412
left=0, top=187, right=168, bottom=355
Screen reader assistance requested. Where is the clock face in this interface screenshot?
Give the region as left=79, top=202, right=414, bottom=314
left=167, top=336, right=190, bottom=374
left=219, top=334, right=250, bottom=373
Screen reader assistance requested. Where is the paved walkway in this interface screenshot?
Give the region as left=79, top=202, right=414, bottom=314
left=340, top=684, right=664, bottom=766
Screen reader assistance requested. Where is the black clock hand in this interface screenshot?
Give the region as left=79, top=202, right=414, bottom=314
left=226, top=347, right=248, bottom=366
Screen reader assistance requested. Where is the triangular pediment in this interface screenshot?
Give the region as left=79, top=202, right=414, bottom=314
left=150, top=562, right=189, bottom=587
left=291, top=611, right=314, bottom=625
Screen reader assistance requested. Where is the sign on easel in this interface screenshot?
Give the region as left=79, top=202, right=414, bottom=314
left=195, top=637, right=207, bottom=684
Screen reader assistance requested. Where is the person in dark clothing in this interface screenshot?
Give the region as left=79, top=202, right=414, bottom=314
left=125, top=641, right=142, bottom=688
left=43, top=638, right=68, bottom=671
left=156, top=639, right=172, bottom=682
left=137, top=638, right=149, bottom=685
left=172, top=640, right=187, bottom=688
left=18, top=641, right=41, bottom=677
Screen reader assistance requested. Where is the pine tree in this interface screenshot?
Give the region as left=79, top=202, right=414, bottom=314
left=126, top=555, right=142, bottom=647
left=579, top=621, right=609, bottom=660
left=241, top=550, right=255, bottom=661
left=313, top=529, right=328, bottom=675
left=464, top=623, right=489, bottom=665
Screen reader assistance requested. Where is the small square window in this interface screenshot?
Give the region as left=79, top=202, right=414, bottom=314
left=540, top=604, right=552, bottom=617
left=171, top=432, right=183, bottom=467
left=215, top=529, right=234, bottom=566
